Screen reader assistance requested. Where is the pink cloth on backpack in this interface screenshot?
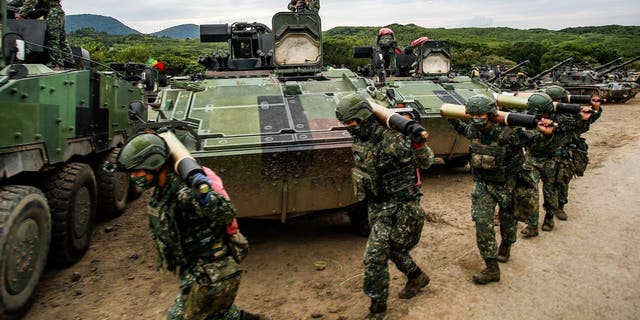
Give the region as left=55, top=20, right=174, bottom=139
left=202, top=166, right=238, bottom=235
left=202, top=166, right=230, bottom=200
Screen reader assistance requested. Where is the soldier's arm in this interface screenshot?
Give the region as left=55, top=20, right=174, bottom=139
left=18, top=0, right=36, bottom=16
left=447, top=118, right=470, bottom=138
left=177, top=187, right=236, bottom=225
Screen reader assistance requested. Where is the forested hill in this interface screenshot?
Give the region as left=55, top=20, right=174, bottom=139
left=322, top=24, right=640, bottom=73
left=67, top=16, right=640, bottom=76
left=67, top=14, right=141, bottom=35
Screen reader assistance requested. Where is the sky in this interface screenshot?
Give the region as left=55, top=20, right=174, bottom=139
left=63, top=0, right=640, bottom=34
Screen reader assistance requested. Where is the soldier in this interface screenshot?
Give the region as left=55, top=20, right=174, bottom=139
left=375, top=28, right=400, bottom=77
left=287, top=0, right=320, bottom=12
left=9, top=0, right=74, bottom=67
left=543, top=86, right=602, bottom=222
left=335, top=94, right=433, bottom=320
left=116, top=133, right=269, bottom=320
left=448, top=95, right=555, bottom=284
left=517, top=93, right=574, bottom=237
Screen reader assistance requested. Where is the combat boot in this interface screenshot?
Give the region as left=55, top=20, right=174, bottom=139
left=473, top=258, right=500, bottom=285
left=367, top=301, right=388, bottom=320
left=398, top=268, right=430, bottom=299
left=521, top=224, right=539, bottom=238
left=555, top=208, right=568, bottom=221
left=541, top=214, right=555, bottom=231
left=497, top=242, right=511, bottom=263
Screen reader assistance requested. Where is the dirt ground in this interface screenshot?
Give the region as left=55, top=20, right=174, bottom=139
left=14, top=99, right=640, bottom=320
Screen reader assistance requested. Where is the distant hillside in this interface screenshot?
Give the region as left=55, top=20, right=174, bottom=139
left=67, top=14, right=140, bottom=35
left=151, top=24, right=199, bottom=39
left=67, top=14, right=198, bottom=39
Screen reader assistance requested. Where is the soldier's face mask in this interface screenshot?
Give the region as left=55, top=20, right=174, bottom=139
left=131, top=170, right=156, bottom=189
left=470, top=115, right=489, bottom=128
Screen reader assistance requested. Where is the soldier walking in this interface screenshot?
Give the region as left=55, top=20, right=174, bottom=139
left=544, top=86, right=602, bottom=222
left=335, top=94, right=434, bottom=319
left=448, top=95, right=556, bottom=284
left=116, top=132, right=270, bottom=320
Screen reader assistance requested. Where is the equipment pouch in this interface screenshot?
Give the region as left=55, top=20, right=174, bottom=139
left=470, top=142, right=507, bottom=183
left=556, top=160, right=573, bottom=185
left=227, top=231, right=249, bottom=263
left=352, top=168, right=376, bottom=200
left=572, top=139, right=589, bottom=176
left=513, top=166, right=538, bottom=222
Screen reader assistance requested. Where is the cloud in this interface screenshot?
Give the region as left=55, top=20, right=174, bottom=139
left=465, top=16, right=494, bottom=28
left=63, top=0, right=640, bottom=33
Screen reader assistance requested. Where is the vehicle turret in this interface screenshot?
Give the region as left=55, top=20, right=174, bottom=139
left=595, top=56, right=640, bottom=79
left=488, top=59, right=530, bottom=82
left=525, top=57, right=574, bottom=87
left=592, top=57, right=623, bottom=73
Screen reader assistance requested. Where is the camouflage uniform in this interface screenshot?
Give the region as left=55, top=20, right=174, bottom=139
left=287, top=0, right=320, bottom=12
left=375, top=34, right=398, bottom=76
left=555, top=108, right=601, bottom=213
left=9, top=0, right=73, bottom=67
left=148, top=171, right=243, bottom=320
left=353, top=121, right=428, bottom=304
left=523, top=112, right=575, bottom=230
left=449, top=119, right=539, bottom=260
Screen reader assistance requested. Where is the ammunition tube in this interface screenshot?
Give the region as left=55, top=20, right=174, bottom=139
left=503, top=112, right=538, bottom=129
left=554, top=103, right=582, bottom=114
left=566, top=95, right=592, bottom=105
left=440, top=103, right=470, bottom=120
left=159, top=131, right=204, bottom=183
left=496, top=94, right=529, bottom=110
left=371, top=103, right=428, bottom=141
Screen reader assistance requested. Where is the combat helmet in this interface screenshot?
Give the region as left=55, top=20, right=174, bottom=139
left=545, top=85, right=568, bottom=101
left=465, top=94, right=498, bottom=116
left=117, top=133, right=170, bottom=171
left=335, top=93, right=373, bottom=123
left=527, top=93, right=554, bottom=116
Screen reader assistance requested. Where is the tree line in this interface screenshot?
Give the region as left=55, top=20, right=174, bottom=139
left=68, top=24, right=640, bottom=76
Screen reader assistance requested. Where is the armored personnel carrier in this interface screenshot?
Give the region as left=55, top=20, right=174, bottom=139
left=151, top=11, right=369, bottom=226
left=553, top=56, right=640, bottom=103
left=0, top=2, right=147, bottom=313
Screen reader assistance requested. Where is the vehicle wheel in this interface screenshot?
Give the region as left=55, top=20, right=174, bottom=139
left=445, top=156, right=469, bottom=168
left=0, top=186, right=51, bottom=314
left=348, top=201, right=370, bottom=237
left=45, top=163, right=97, bottom=266
left=94, top=148, right=128, bottom=218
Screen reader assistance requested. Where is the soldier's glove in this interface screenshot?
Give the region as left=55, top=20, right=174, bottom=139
left=188, top=173, right=212, bottom=205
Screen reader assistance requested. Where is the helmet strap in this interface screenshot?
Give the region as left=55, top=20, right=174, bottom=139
left=157, top=166, right=169, bottom=187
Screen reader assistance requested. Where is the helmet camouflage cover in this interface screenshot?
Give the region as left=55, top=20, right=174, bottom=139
left=117, top=133, right=170, bottom=171
left=335, top=93, right=374, bottom=123
left=527, top=93, right=554, bottom=115
left=545, top=85, right=568, bottom=101
left=465, top=94, right=498, bottom=115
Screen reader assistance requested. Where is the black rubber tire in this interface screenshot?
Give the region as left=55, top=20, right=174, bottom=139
left=0, top=186, right=51, bottom=314
left=94, top=148, right=129, bottom=218
left=45, top=163, right=97, bottom=266
left=347, top=201, right=370, bottom=237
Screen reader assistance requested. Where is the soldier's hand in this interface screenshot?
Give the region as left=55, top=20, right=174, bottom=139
left=579, top=106, right=593, bottom=120
left=537, top=119, right=555, bottom=135
left=188, top=173, right=212, bottom=205
left=590, top=96, right=603, bottom=111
